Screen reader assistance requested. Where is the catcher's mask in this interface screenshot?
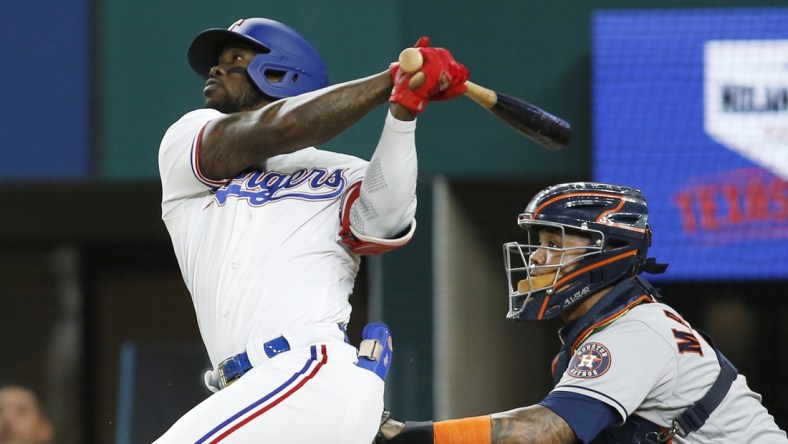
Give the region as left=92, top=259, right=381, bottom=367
left=188, top=17, right=328, bottom=99
left=503, top=182, right=667, bottom=321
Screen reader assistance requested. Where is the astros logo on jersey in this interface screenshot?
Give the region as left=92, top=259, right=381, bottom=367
left=568, top=342, right=611, bottom=378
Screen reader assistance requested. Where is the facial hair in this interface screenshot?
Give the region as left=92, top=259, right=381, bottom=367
left=208, top=85, right=269, bottom=114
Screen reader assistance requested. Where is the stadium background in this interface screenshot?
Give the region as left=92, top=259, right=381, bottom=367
left=1, top=1, right=785, bottom=443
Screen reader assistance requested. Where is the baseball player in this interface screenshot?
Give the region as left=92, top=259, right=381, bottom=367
left=156, top=17, right=468, bottom=443
left=0, top=385, right=54, bottom=444
left=378, top=182, right=787, bottom=443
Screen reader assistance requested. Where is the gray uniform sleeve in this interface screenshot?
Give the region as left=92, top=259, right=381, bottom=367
left=551, top=316, right=677, bottom=423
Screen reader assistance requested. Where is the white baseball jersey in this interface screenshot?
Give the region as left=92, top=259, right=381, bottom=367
left=155, top=108, right=413, bottom=443
left=553, top=302, right=787, bottom=443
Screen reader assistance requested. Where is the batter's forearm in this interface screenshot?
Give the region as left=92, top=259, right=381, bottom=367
left=268, top=70, right=394, bottom=148
left=200, top=70, right=395, bottom=180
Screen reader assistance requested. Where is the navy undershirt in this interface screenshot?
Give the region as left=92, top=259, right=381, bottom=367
left=540, top=391, right=619, bottom=443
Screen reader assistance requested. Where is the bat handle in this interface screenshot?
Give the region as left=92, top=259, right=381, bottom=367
left=398, top=47, right=424, bottom=73
left=464, top=81, right=497, bottom=109
left=397, top=47, right=570, bottom=150
left=398, top=48, right=428, bottom=91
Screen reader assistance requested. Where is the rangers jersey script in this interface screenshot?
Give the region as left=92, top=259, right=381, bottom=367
left=552, top=302, right=786, bottom=442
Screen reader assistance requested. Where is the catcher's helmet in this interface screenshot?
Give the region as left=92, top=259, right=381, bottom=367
left=503, top=182, right=666, bottom=321
left=188, top=18, right=328, bottom=99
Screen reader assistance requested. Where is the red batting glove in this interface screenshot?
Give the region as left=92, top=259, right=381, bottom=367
left=388, top=36, right=441, bottom=115
left=389, top=62, right=429, bottom=114
left=413, top=36, right=430, bottom=48
left=389, top=37, right=470, bottom=114
left=416, top=46, right=469, bottom=101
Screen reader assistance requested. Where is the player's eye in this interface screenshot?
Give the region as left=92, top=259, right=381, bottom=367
left=220, top=51, right=246, bottom=64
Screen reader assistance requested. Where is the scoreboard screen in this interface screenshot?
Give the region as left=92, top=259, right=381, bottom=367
left=592, top=8, right=788, bottom=280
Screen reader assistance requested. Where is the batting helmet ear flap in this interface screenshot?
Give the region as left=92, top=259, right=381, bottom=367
left=246, top=51, right=328, bottom=99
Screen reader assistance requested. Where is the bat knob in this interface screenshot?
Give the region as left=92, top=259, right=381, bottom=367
left=398, top=48, right=424, bottom=73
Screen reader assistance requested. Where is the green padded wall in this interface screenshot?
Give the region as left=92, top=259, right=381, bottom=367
left=99, top=1, right=593, bottom=181
left=99, top=1, right=402, bottom=179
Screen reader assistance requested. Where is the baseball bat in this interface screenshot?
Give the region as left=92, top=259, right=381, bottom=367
left=399, top=47, right=571, bottom=150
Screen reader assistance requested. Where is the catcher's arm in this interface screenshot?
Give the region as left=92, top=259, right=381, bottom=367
left=377, top=405, right=575, bottom=444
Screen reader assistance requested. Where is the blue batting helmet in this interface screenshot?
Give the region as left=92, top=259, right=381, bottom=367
left=188, top=18, right=328, bottom=99
left=503, top=182, right=666, bottom=321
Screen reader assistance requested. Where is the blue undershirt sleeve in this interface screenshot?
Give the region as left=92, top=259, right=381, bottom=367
left=539, top=391, right=619, bottom=444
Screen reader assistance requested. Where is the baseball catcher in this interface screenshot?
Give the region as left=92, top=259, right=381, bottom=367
left=377, top=182, right=787, bottom=443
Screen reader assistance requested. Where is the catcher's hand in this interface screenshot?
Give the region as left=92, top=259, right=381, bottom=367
left=374, top=410, right=406, bottom=443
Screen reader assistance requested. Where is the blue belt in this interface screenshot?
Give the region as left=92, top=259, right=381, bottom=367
left=217, top=335, right=291, bottom=389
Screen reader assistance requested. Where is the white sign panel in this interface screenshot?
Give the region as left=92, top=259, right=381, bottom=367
left=704, top=40, right=788, bottom=179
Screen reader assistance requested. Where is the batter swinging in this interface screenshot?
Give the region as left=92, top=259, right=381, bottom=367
left=156, top=18, right=468, bottom=443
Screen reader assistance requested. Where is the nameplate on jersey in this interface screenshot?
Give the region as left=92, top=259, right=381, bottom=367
left=213, top=168, right=348, bottom=206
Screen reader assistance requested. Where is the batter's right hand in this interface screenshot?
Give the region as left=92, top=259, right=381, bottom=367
left=416, top=44, right=469, bottom=102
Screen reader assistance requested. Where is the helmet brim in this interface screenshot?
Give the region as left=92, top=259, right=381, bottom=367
left=187, top=28, right=269, bottom=78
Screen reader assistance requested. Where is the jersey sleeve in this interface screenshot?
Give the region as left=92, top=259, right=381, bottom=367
left=159, top=108, right=226, bottom=214
left=336, top=111, right=417, bottom=255
left=540, top=391, right=618, bottom=444
left=551, top=318, right=677, bottom=424
left=338, top=180, right=416, bottom=255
